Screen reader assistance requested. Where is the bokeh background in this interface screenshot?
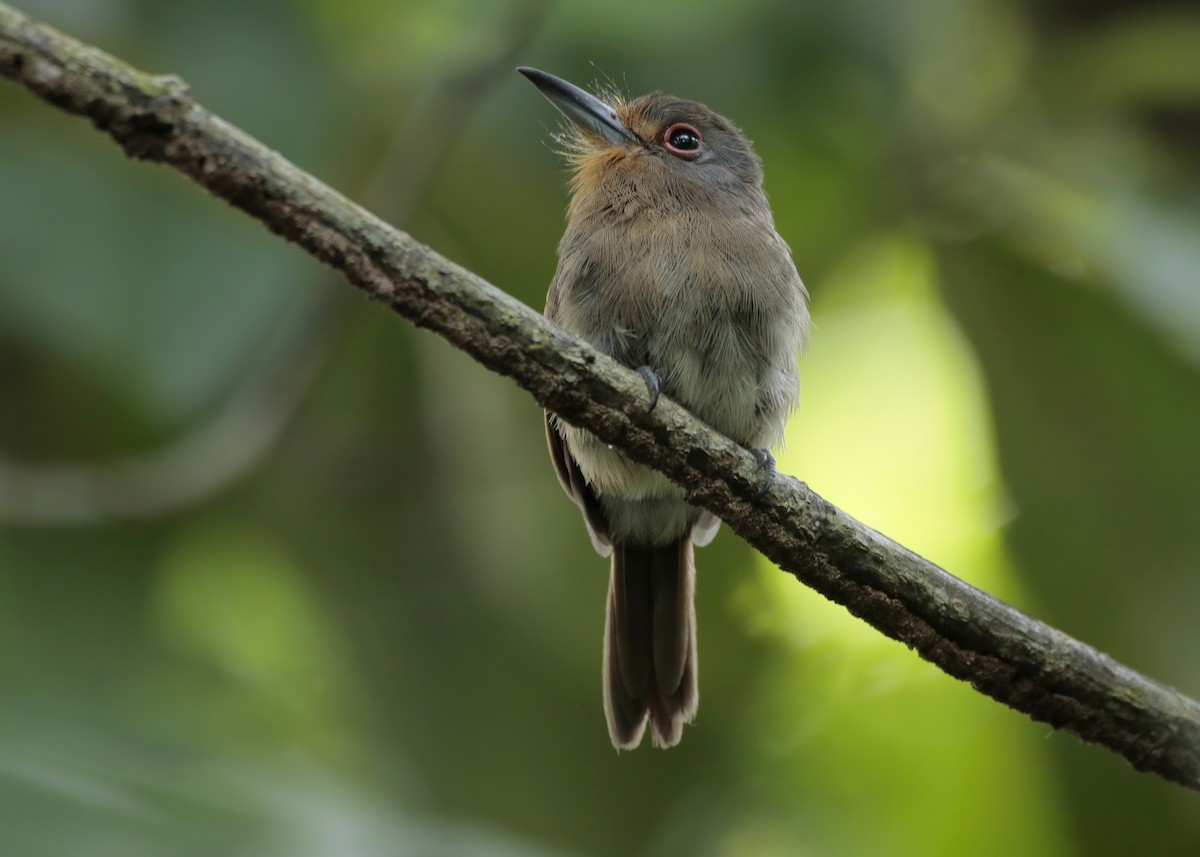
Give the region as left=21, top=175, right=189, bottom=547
left=2, top=0, right=1199, bottom=854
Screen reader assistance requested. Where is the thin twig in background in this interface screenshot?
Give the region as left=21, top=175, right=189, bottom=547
left=0, top=0, right=551, bottom=525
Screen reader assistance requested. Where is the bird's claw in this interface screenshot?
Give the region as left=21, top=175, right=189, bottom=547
left=749, top=447, right=776, bottom=500
left=636, top=366, right=661, bottom=412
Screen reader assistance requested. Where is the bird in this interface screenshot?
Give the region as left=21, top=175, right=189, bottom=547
left=519, top=67, right=810, bottom=749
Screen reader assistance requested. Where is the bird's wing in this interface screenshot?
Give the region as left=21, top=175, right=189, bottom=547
left=545, top=412, right=613, bottom=557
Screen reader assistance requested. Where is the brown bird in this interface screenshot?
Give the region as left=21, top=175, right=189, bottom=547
left=520, top=68, right=810, bottom=749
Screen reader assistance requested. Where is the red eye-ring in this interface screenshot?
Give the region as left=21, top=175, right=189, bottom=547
left=663, top=123, right=703, bottom=158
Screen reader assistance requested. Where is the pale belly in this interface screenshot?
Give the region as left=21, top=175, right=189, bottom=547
left=561, top=424, right=694, bottom=545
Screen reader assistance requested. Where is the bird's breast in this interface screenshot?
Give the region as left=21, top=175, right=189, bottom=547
left=550, top=211, right=803, bottom=446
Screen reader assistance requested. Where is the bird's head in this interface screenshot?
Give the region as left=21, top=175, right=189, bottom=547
left=519, top=67, right=766, bottom=217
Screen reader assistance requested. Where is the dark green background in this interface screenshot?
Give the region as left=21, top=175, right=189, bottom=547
left=2, top=0, right=1198, bottom=854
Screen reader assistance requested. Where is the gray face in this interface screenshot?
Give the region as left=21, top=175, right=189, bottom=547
left=520, top=68, right=764, bottom=200
left=626, top=94, right=764, bottom=190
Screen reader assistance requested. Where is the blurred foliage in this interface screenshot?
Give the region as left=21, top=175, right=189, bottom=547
left=2, top=0, right=1199, bottom=854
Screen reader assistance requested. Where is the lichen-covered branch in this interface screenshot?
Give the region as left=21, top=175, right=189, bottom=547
left=0, top=0, right=550, bottom=526
left=2, top=1, right=1198, bottom=789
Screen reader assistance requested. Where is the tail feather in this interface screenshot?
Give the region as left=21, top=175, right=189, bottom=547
left=603, top=594, right=648, bottom=748
left=611, top=546, right=653, bottom=699
left=603, top=538, right=698, bottom=750
left=651, top=546, right=691, bottom=695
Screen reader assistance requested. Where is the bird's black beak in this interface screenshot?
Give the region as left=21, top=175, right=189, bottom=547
left=518, top=67, right=641, bottom=148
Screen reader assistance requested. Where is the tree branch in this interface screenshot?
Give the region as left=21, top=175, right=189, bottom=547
left=2, top=1, right=1198, bottom=789
left=0, top=0, right=551, bottom=525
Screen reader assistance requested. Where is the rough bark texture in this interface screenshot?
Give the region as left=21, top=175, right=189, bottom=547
left=2, top=1, right=1198, bottom=790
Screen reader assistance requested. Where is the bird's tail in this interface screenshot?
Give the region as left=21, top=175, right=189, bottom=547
left=603, top=538, right=698, bottom=749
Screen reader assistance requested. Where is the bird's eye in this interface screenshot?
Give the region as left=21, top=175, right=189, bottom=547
left=663, top=123, right=703, bottom=158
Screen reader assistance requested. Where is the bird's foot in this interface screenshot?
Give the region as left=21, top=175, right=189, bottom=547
left=636, top=366, right=661, bottom=412
left=749, top=447, right=776, bottom=500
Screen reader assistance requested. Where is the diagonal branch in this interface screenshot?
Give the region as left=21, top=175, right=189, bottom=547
left=2, top=1, right=1198, bottom=789
left=0, top=0, right=551, bottom=526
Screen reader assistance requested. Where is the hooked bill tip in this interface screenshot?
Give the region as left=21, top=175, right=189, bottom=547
left=516, top=67, right=638, bottom=149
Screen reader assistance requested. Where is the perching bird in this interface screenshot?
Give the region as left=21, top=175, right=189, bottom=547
left=520, top=67, right=810, bottom=749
